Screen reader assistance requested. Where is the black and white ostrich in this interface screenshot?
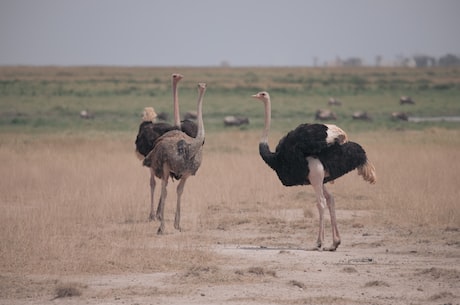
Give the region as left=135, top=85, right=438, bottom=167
left=135, top=73, right=197, bottom=220
left=252, top=91, right=376, bottom=251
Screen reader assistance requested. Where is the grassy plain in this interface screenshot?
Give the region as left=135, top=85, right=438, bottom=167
left=1, top=128, right=459, bottom=271
left=0, top=66, right=459, bottom=304
left=1, top=66, right=460, bottom=133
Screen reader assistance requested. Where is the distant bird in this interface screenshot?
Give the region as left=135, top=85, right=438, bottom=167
left=400, top=96, right=415, bottom=105
left=252, top=91, right=376, bottom=251
left=315, top=109, right=337, bottom=121
left=79, top=109, right=94, bottom=119
left=156, top=111, right=170, bottom=121
left=224, top=115, right=250, bottom=126
left=143, top=83, right=207, bottom=234
left=328, top=97, right=342, bottom=106
left=183, top=111, right=198, bottom=121
left=391, top=112, right=409, bottom=121
left=352, top=111, right=372, bottom=121
left=135, top=73, right=197, bottom=220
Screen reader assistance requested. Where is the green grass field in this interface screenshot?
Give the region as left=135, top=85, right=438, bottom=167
left=1, top=66, right=459, bottom=134
left=1, top=66, right=459, bottom=304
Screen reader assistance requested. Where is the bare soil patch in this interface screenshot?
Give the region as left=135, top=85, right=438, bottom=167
left=1, top=215, right=459, bottom=305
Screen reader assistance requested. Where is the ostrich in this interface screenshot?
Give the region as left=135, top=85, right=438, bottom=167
left=143, top=83, right=207, bottom=234
left=252, top=91, right=376, bottom=251
left=135, top=73, right=197, bottom=220
left=135, top=107, right=175, bottom=159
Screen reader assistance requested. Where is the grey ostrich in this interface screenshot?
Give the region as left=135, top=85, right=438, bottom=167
left=252, top=91, right=376, bottom=251
left=135, top=74, right=197, bottom=220
left=143, top=83, right=207, bottom=234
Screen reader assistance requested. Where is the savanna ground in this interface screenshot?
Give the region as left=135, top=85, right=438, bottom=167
left=1, top=67, right=459, bottom=304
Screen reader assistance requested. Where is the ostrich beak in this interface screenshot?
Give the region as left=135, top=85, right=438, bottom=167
left=251, top=94, right=258, bottom=98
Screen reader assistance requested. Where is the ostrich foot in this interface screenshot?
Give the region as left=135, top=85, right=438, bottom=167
left=149, top=212, right=156, bottom=222
left=305, top=243, right=323, bottom=251
left=323, top=241, right=341, bottom=251
left=173, top=215, right=181, bottom=231
left=157, top=225, right=165, bottom=235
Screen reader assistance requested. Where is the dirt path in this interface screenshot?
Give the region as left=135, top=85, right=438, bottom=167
left=2, top=216, right=459, bottom=305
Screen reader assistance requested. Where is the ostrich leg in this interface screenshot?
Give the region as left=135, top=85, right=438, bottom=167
left=313, top=188, right=327, bottom=251
left=156, top=166, right=169, bottom=234
left=149, top=168, right=157, bottom=221
left=174, top=175, right=189, bottom=231
left=324, top=185, right=341, bottom=251
left=307, top=157, right=326, bottom=250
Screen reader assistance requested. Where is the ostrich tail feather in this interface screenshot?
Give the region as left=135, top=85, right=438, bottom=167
left=142, top=156, right=152, bottom=167
left=357, top=160, right=377, bottom=184
left=135, top=149, right=144, bottom=161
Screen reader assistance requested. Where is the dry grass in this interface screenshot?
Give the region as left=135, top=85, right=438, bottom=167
left=53, top=282, right=84, bottom=299
left=0, top=128, right=459, bottom=278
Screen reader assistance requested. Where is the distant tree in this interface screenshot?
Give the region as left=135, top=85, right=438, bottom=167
left=413, top=55, right=436, bottom=67
left=394, top=54, right=416, bottom=67
left=438, top=54, right=460, bottom=67
left=342, top=57, right=363, bottom=67
left=375, top=55, right=383, bottom=67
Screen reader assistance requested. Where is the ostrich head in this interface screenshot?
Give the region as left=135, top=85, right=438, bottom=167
left=142, top=107, right=157, bottom=122
left=252, top=91, right=270, bottom=103
left=172, top=73, right=184, bottom=82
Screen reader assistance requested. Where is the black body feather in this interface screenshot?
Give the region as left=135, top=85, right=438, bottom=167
left=136, top=122, right=176, bottom=157
left=259, top=124, right=368, bottom=186
left=317, top=142, right=367, bottom=183
left=180, top=119, right=198, bottom=139
left=135, top=120, right=198, bottom=157
left=278, top=123, right=332, bottom=155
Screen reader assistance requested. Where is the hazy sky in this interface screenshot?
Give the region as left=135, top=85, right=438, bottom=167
left=1, top=0, right=459, bottom=66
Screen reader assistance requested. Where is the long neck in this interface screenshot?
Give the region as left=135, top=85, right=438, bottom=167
left=261, top=99, right=271, bottom=144
left=173, top=78, right=181, bottom=128
left=258, top=97, right=278, bottom=169
left=195, top=86, right=206, bottom=140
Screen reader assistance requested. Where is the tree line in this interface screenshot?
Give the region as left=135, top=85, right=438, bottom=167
left=324, top=54, right=460, bottom=68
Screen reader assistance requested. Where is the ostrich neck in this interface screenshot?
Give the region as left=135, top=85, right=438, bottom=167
left=195, top=88, right=205, bottom=141
left=173, top=80, right=181, bottom=127
left=261, top=99, right=271, bottom=144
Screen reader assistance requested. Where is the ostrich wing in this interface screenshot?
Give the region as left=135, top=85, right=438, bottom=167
left=143, top=130, right=204, bottom=179
left=318, top=141, right=368, bottom=183
left=260, top=124, right=344, bottom=187
left=262, top=129, right=364, bottom=187
left=276, top=123, right=339, bottom=157
left=136, top=122, right=176, bottom=157
left=181, top=119, right=198, bottom=138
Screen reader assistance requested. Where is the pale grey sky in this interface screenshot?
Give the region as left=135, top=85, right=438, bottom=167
left=1, top=0, right=459, bottom=66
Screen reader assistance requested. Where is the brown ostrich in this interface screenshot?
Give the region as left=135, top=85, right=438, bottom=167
left=135, top=73, right=197, bottom=220
left=252, top=91, right=376, bottom=251
left=143, top=83, right=207, bottom=234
